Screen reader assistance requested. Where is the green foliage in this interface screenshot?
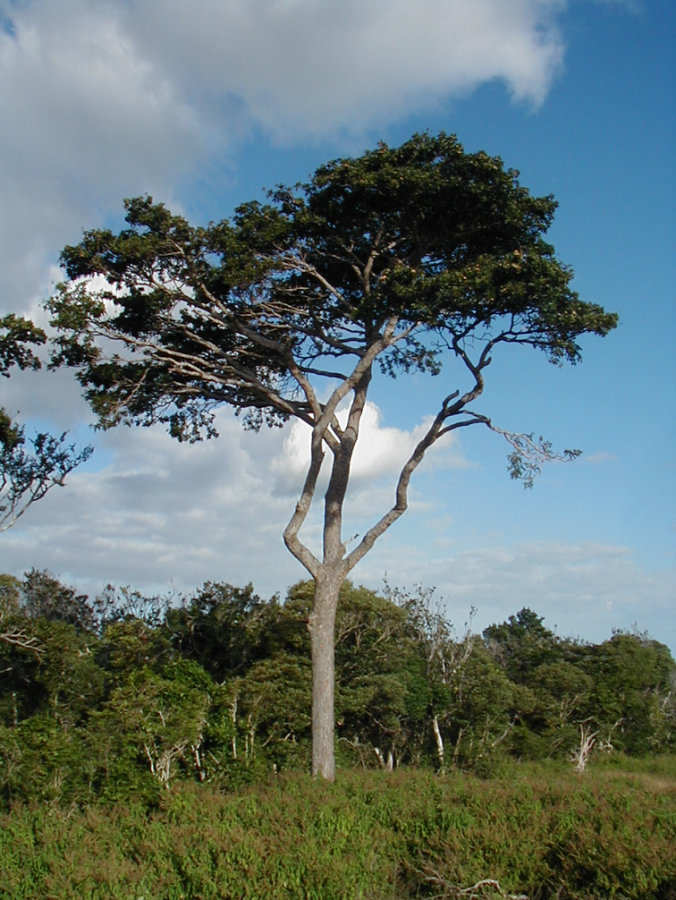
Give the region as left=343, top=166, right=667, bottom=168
left=512, top=660, right=593, bottom=760
left=0, top=570, right=674, bottom=808
left=98, top=660, right=213, bottom=789
left=483, top=607, right=562, bottom=683
left=98, top=617, right=172, bottom=684
left=581, top=632, right=676, bottom=755
left=0, top=573, right=21, bottom=613
left=0, top=765, right=674, bottom=899
left=0, top=314, right=45, bottom=376
left=21, top=568, right=95, bottom=630
left=334, top=582, right=419, bottom=766
left=0, top=428, right=92, bottom=532
left=0, top=316, right=92, bottom=531
left=165, top=582, right=279, bottom=680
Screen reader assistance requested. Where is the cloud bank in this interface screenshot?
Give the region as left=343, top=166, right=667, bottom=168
left=0, top=402, right=465, bottom=587
left=0, top=402, right=672, bottom=652
left=128, top=0, right=566, bottom=140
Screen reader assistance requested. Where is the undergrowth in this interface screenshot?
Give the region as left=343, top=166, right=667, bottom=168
left=1, top=759, right=675, bottom=899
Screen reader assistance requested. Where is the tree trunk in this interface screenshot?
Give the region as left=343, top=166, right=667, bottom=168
left=309, top=575, right=341, bottom=781
left=432, top=713, right=446, bottom=774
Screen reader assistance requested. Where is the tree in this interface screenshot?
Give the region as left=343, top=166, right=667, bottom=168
left=47, top=132, right=618, bottom=780
left=0, top=314, right=92, bottom=531
left=483, top=607, right=562, bottom=684
left=20, top=568, right=96, bottom=631
left=331, top=581, right=421, bottom=770
left=384, top=583, right=478, bottom=772
left=581, top=632, right=676, bottom=754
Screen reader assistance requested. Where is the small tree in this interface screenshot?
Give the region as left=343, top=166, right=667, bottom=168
left=0, top=315, right=92, bottom=531
left=47, top=132, right=617, bottom=779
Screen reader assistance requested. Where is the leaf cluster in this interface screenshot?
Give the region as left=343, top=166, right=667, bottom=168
left=0, top=315, right=92, bottom=529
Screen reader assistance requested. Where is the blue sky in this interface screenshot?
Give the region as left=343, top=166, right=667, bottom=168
left=0, top=0, right=673, bottom=649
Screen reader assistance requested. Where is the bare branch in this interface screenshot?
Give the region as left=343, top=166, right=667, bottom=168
left=0, top=430, right=93, bottom=533
left=487, top=426, right=582, bottom=489
left=344, top=390, right=475, bottom=571
left=283, top=429, right=325, bottom=579
left=413, top=866, right=529, bottom=900
left=0, top=613, right=43, bottom=660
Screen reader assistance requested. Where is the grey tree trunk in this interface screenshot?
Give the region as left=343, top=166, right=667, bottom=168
left=309, top=575, right=341, bottom=781
left=281, top=360, right=491, bottom=781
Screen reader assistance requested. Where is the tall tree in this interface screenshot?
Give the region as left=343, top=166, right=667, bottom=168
left=47, top=132, right=617, bottom=779
left=0, top=314, right=92, bottom=531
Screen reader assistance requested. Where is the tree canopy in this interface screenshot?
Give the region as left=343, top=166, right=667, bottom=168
left=47, top=132, right=618, bottom=778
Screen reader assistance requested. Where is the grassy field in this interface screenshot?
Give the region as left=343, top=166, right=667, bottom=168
left=1, top=757, right=675, bottom=899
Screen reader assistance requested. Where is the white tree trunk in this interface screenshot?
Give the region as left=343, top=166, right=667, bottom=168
left=432, top=714, right=446, bottom=773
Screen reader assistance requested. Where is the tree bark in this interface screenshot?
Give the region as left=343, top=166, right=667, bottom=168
left=309, top=574, right=341, bottom=780
left=432, top=714, right=446, bottom=774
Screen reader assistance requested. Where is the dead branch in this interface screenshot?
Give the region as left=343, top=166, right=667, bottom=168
left=414, top=864, right=529, bottom=900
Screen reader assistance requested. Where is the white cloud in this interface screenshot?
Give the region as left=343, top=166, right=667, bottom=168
left=0, top=399, right=467, bottom=587
left=0, top=0, right=201, bottom=310
left=583, top=450, right=618, bottom=464
left=126, top=0, right=566, bottom=140
left=2, top=408, right=672, bottom=650
left=0, top=409, right=297, bottom=592
left=272, top=401, right=467, bottom=496
left=355, top=539, right=676, bottom=650
left=0, top=392, right=671, bottom=652
left=0, top=0, right=570, bottom=312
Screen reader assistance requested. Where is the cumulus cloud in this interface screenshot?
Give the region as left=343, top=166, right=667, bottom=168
left=127, top=0, right=566, bottom=140
left=0, top=0, right=572, bottom=311
left=0, top=409, right=297, bottom=593
left=0, top=0, right=200, bottom=310
left=583, top=450, right=618, bottom=464
left=0, top=399, right=466, bottom=588
left=272, top=401, right=467, bottom=496
left=2, top=405, right=672, bottom=650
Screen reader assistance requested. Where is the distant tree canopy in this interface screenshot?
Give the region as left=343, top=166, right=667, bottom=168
left=0, top=570, right=673, bottom=808
left=48, top=132, right=618, bottom=779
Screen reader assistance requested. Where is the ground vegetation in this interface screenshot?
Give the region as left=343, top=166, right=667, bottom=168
left=1, top=762, right=675, bottom=899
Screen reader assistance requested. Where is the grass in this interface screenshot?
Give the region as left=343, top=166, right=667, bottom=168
left=1, top=758, right=675, bottom=899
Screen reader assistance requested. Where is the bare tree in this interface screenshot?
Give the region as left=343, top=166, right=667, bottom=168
left=570, top=722, right=598, bottom=773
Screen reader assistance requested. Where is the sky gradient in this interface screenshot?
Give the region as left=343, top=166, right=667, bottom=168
left=0, top=0, right=674, bottom=649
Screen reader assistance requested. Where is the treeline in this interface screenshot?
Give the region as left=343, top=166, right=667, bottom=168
left=0, top=570, right=674, bottom=808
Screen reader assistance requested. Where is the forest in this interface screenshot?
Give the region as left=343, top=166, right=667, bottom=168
left=1, top=569, right=674, bottom=807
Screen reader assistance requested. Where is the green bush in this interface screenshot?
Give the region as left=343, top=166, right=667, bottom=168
left=1, top=762, right=674, bottom=899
